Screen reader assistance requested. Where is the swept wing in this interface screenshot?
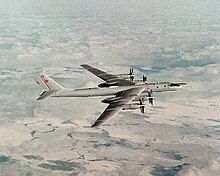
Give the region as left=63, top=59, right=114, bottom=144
left=91, top=87, right=145, bottom=127
left=81, top=64, right=135, bottom=86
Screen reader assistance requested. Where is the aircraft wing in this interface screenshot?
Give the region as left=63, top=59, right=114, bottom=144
left=81, top=64, right=118, bottom=81
left=81, top=64, right=135, bottom=86
left=36, top=90, right=58, bottom=100
left=91, top=87, right=145, bottom=127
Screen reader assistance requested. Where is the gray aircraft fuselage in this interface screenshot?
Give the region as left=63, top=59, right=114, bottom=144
left=52, top=82, right=181, bottom=98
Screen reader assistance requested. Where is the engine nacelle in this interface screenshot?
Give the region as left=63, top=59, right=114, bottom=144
left=98, top=82, right=118, bottom=88
left=133, top=96, right=153, bottom=102
left=122, top=104, right=145, bottom=110
left=133, top=80, right=144, bottom=84
left=101, top=97, right=122, bottom=104
left=116, top=74, right=134, bottom=80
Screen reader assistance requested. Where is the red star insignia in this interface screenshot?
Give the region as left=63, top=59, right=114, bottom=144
left=44, top=79, right=49, bottom=84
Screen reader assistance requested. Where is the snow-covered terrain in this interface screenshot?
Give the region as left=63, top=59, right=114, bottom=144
left=0, top=0, right=219, bottom=175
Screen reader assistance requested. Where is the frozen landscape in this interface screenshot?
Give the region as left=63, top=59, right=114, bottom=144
left=0, top=0, right=219, bottom=175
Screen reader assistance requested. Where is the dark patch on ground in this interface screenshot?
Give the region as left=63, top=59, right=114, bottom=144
left=101, top=129, right=110, bottom=135
left=0, top=155, right=16, bottom=164
left=180, top=124, right=214, bottom=139
left=38, top=160, right=83, bottom=171
left=213, top=125, right=220, bottom=129
left=178, top=116, right=192, bottom=119
left=94, top=142, right=112, bottom=148
left=24, top=123, right=56, bottom=140
left=207, top=119, right=220, bottom=123
left=30, top=130, right=36, bottom=137
left=62, top=120, right=78, bottom=125
left=69, top=172, right=79, bottom=176
left=214, top=130, right=220, bottom=135
left=158, top=151, right=184, bottom=161
left=67, top=132, right=74, bottom=138
left=150, top=164, right=184, bottom=176
left=41, top=128, right=55, bottom=133
left=23, top=155, right=43, bottom=161
left=0, top=155, right=10, bottom=163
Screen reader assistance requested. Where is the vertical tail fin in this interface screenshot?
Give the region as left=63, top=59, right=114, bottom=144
left=38, top=72, right=64, bottom=91
left=36, top=72, right=64, bottom=100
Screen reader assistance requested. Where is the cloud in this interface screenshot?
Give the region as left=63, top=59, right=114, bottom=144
left=0, top=1, right=220, bottom=175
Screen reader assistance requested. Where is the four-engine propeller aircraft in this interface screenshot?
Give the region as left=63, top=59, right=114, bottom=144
left=36, top=65, right=186, bottom=127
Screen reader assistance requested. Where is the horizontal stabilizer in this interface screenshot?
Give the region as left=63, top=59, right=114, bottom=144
left=36, top=72, right=64, bottom=100
left=37, top=90, right=58, bottom=100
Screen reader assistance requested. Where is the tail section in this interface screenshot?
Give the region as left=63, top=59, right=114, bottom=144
left=38, top=72, right=64, bottom=91
left=37, top=72, right=64, bottom=100
left=36, top=90, right=58, bottom=100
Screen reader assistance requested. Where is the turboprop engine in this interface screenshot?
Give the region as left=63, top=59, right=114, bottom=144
left=133, top=96, right=152, bottom=102
left=133, top=92, right=154, bottom=105
left=98, top=82, right=119, bottom=88
left=133, top=75, right=147, bottom=84
left=122, top=104, right=143, bottom=110
left=122, top=103, right=145, bottom=113
left=116, top=68, right=134, bottom=81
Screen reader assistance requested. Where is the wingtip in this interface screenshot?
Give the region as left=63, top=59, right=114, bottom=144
left=91, top=124, right=97, bottom=128
left=36, top=97, right=42, bottom=100
left=91, top=121, right=101, bottom=128
left=81, top=64, right=88, bottom=68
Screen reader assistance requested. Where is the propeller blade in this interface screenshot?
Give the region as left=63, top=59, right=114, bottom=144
left=149, top=97, right=153, bottom=105
left=143, top=75, right=147, bottom=83
left=139, top=98, right=144, bottom=113
left=129, top=68, right=134, bottom=81
left=139, top=98, right=143, bottom=105
left=148, top=90, right=153, bottom=105
left=129, top=68, right=133, bottom=75
left=140, top=106, right=145, bottom=113
left=148, top=90, right=152, bottom=97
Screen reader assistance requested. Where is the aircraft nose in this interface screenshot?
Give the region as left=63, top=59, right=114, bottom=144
left=170, top=83, right=181, bottom=87
left=169, top=83, right=183, bottom=89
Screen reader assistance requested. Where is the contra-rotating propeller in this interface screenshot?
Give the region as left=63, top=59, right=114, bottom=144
left=143, top=75, right=147, bottom=83
left=139, top=98, right=145, bottom=113
left=148, top=90, right=153, bottom=105
left=129, top=68, right=134, bottom=81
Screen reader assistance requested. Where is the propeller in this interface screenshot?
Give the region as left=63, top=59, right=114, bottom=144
left=148, top=90, right=153, bottom=105
left=143, top=75, right=147, bottom=83
left=139, top=98, right=145, bottom=113
left=129, top=68, right=134, bottom=81
left=129, top=68, right=134, bottom=75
